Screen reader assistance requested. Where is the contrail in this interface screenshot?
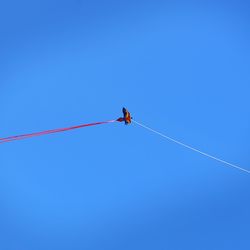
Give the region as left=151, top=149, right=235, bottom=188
left=133, top=120, right=250, bottom=175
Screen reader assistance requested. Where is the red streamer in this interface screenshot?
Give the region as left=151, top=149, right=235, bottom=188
left=0, top=120, right=117, bottom=144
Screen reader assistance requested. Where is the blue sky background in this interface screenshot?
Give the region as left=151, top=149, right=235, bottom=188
left=1, top=1, right=250, bottom=249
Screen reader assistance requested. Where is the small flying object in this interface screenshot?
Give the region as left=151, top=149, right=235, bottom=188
left=0, top=107, right=133, bottom=144
left=116, top=107, right=132, bottom=125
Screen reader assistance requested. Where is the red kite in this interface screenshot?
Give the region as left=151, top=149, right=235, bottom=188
left=116, top=107, right=132, bottom=125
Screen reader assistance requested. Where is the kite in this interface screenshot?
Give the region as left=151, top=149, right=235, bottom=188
left=1, top=106, right=249, bottom=175
left=0, top=107, right=132, bottom=144
left=116, top=107, right=132, bottom=125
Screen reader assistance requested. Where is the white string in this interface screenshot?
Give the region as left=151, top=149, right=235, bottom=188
left=133, top=120, right=250, bottom=175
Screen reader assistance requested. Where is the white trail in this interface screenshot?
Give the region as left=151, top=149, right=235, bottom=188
left=133, top=120, right=250, bottom=175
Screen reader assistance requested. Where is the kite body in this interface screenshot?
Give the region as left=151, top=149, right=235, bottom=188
left=117, top=107, right=132, bottom=125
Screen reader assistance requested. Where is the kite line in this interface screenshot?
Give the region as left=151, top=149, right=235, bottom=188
left=133, top=120, right=250, bottom=174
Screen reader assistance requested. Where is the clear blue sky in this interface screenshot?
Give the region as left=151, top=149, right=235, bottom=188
left=1, top=1, right=250, bottom=249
